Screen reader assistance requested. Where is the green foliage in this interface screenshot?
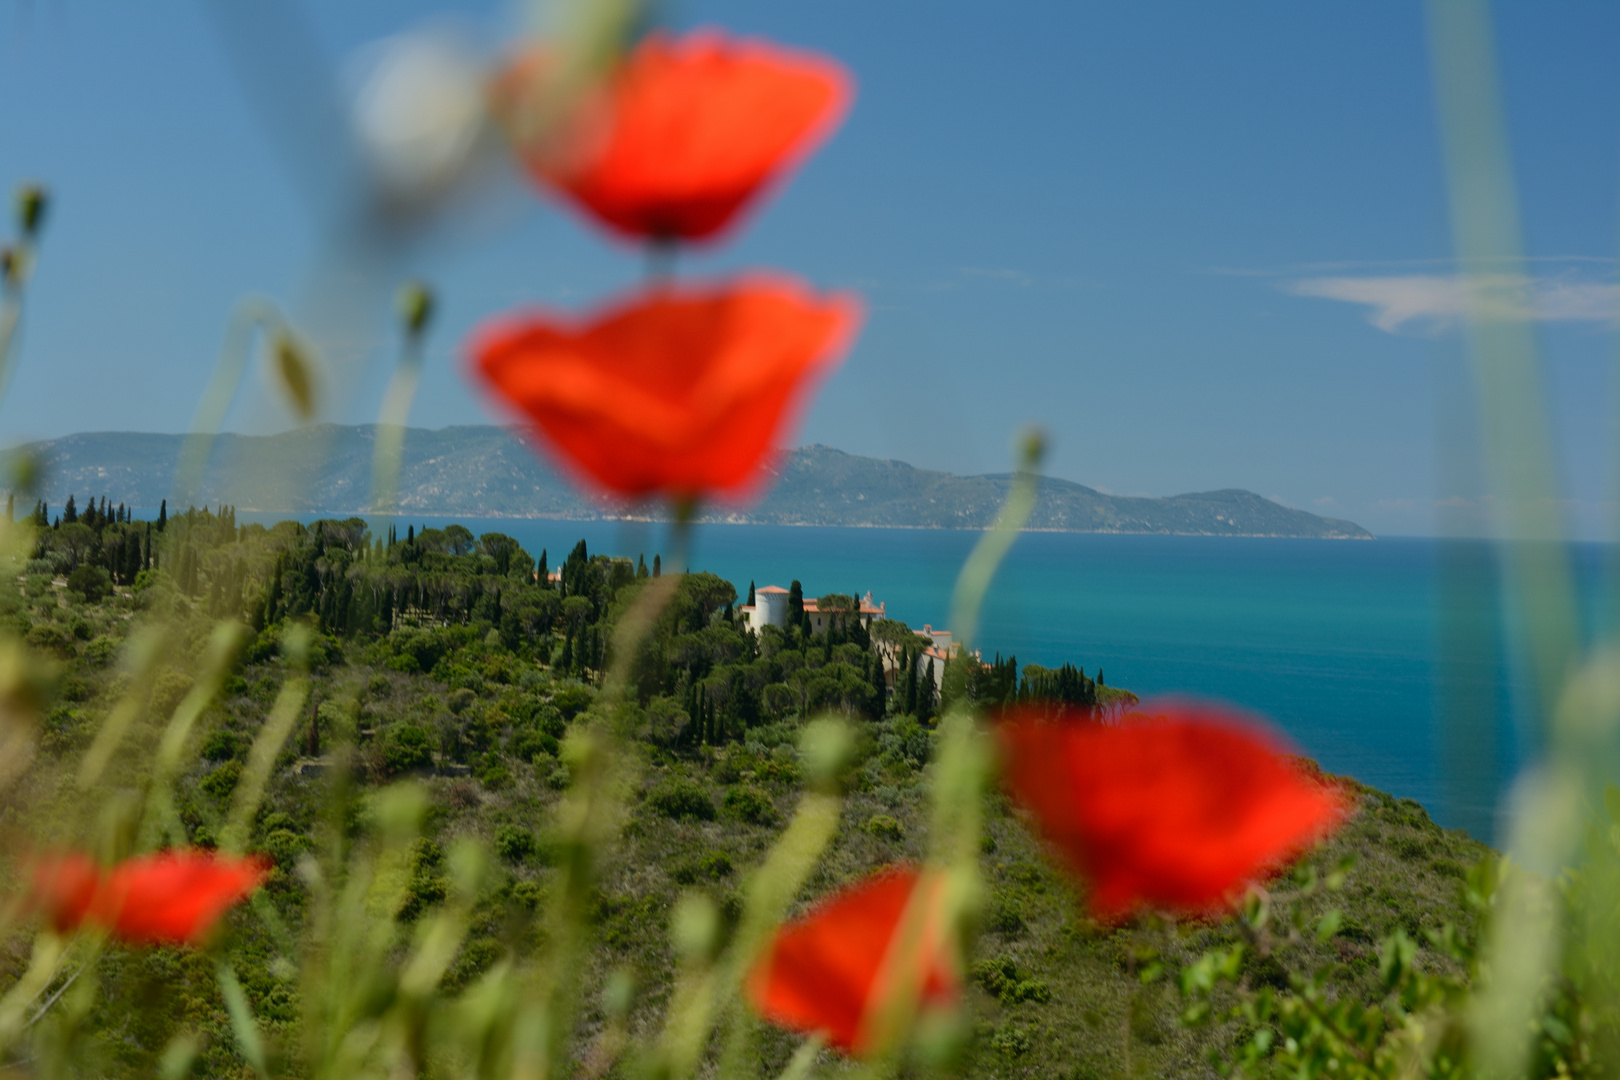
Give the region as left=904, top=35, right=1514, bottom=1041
left=647, top=778, right=716, bottom=821
left=866, top=813, right=904, bottom=841
left=721, top=784, right=778, bottom=825
left=66, top=563, right=112, bottom=602
left=383, top=724, right=435, bottom=774
left=494, top=824, right=537, bottom=863
left=199, top=759, right=242, bottom=799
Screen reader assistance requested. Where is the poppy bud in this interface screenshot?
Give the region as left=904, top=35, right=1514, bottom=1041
left=398, top=281, right=435, bottom=339
left=271, top=331, right=319, bottom=421
left=15, top=184, right=46, bottom=239
left=1016, top=426, right=1046, bottom=470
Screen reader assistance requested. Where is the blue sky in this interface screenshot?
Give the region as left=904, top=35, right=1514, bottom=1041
left=2, top=2, right=1619, bottom=536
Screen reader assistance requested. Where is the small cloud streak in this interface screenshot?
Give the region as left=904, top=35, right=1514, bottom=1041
left=1283, top=273, right=1620, bottom=333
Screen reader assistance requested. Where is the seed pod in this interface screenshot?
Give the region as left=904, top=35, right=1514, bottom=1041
left=272, top=332, right=318, bottom=420
left=398, top=281, right=435, bottom=338
left=15, top=184, right=46, bottom=239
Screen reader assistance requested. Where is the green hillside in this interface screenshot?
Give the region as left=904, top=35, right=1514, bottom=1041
left=5, top=427, right=1372, bottom=538
left=4, top=508, right=1473, bottom=1079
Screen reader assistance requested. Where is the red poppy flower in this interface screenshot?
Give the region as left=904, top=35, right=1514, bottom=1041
left=28, top=850, right=269, bottom=945
left=996, top=703, right=1351, bottom=921
left=503, top=31, right=851, bottom=242
left=746, top=866, right=958, bottom=1056
left=467, top=275, right=860, bottom=502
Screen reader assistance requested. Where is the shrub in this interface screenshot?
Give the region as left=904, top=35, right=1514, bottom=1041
left=25, top=623, right=74, bottom=657
left=723, top=785, right=778, bottom=826
left=671, top=851, right=734, bottom=884
left=533, top=704, right=566, bottom=737
left=510, top=879, right=546, bottom=912
left=866, top=814, right=904, bottom=841
left=445, top=938, right=504, bottom=991
left=399, top=872, right=448, bottom=921
left=647, top=778, right=715, bottom=821
left=989, top=1024, right=1032, bottom=1057
left=67, top=564, right=112, bottom=603
left=986, top=896, right=1026, bottom=937
left=383, top=724, right=436, bottom=774
left=494, top=824, right=537, bottom=863
left=511, top=728, right=560, bottom=761
left=83, top=636, right=119, bottom=666
left=551, top=684, right=594, bottom=720
left=200, top=760, right=242, bottom=799
left=264, top=828, right=311, bottom=868
left=201, top=730, right=240, bottom=761
left=57, top=674, right=93, bottom=702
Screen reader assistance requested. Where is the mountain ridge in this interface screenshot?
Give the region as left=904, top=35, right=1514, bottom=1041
left=3, top=425, right=1374, bottom=539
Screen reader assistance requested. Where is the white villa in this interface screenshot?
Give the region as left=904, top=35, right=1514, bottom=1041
left=738, top=584, right=972, bottom=694
left=738, top=586, right=887, bottom=635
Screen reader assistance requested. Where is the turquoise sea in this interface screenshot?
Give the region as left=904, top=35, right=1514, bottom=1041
left=242, top=513, right=1614, bottom=839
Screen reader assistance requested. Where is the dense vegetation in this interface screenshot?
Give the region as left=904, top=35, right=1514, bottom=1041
left=3, top=504, right=1487, bottom=1079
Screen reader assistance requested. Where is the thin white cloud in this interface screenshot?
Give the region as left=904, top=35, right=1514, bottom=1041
left=1283, top=272, right=1620, bottom=333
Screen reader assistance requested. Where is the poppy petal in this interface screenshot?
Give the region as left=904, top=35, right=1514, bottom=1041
left=467, top=275, right=860, bottom=501
left=506, top=31, right=852, bottom=242
left=91, top=851, right=269, bottom=945
left=27, top=852, right=102, bottom=933
left=747, top=866, right=958, bottom=1056
left=997, top=703, right=1351, bottom=921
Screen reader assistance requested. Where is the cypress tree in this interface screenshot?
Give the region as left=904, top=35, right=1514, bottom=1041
left=63, top=495, right=77, bottom=524
left=537, top=548, right=549, bottom=587
left=919, top=659, right=937, bottom=722
left=652, top=554, right=660, bottom=578
left=637, top=554, right=648, bottom=579
left=788, top=580, right=805, bottom=633
left=747, top=580, right=756, bottom=607
left=157, top=499, right=166, bottom=531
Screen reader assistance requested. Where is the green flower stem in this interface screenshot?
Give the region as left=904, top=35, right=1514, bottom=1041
left=75, top=626, right=168, bottom=792
left=369, top=295, right=429, bottom=524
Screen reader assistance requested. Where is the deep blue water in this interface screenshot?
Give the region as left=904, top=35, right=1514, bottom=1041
left=232, top=512, right=1613, bottom=838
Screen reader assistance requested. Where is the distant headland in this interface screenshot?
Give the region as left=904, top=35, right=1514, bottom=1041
left=4, top=425, right=1373, bottom=539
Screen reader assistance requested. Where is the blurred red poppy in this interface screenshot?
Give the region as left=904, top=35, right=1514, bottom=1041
left=746, top=866, right=958, bottom=1056
left=996, top=703, right=1351, bottom=921
left=502, top=31, right=851, bottom=242
left=28, top=850, right=269, bottom=945
left=467, top=276, right=860, bottom=502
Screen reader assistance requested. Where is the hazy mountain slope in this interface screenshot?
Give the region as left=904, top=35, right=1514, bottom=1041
left=6, top=426, right=1372, bottom=538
